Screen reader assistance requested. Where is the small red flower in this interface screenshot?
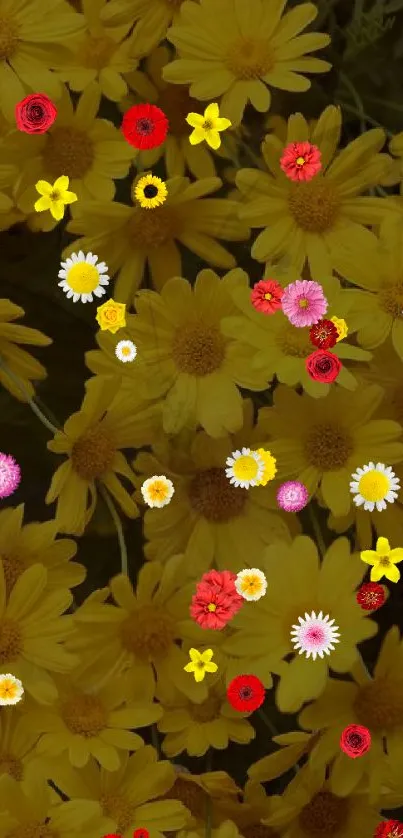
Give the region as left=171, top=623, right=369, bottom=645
left=356, top=582, right=386, bottom=612
left=340, top=724, right=371, bottom=758
left=280, top=141, right=322, bottom=182
left=121, top=103, right=169, bottom=149
left=133, top=830, right=150, bottom=838
left=309, top=318, right=339, bottom=349
left=251, top=279, right=284, bottom=314
left=15, top=93, right=57, bottom=134
left=374, top=820, right=403, bottom=838
left=190, top=570, right=243, bottom=630
left=306, top=349, right=342, bottom=383
left=227, top=674, right=265, bottom=712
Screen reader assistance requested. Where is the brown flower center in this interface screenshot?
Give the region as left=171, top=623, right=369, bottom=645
left=71, top=427, right=115, bottom=480
left=77, top=34, right=118, bottom=70
left=303, top=423, right=354, bottom=471
left=130, top=205, right=177, bottom=247
left=0, top=753, right=23, bottom=780
left=353, top=677, right=403, bottom=732
left=276, top=323, right=313, bottom=358
left=6, top=827, right=58, bottom=838
left=378, top=283, right=403, bottom=319
left=243, top=826, right=279, bottom=838
left=189, top=692, right=222, bottom=722
left=162, top=776, right=207, bottom=819
left=288, top=181, right=340, bottom=233
left=0, top=553, right=25, bottom=595
left=46, top=127, right=94, bottom=180
left=298, top=791, right=349, bottom=835
left=188, top=467, right=248, bottom=522
left=226, top=37, right=273, bottom=79
left=172, top=320, right=226, bottom=375
left=0, top=618, right=22, bottom=664
left=0, top=17, right=19, bottom=61
left=61, top=693, right=108, bottom=737
left=158, top=86, right=200, bottom=135
left=119, top=604, right=176, bottom=660
left=100, top=793, right=136, bottom=834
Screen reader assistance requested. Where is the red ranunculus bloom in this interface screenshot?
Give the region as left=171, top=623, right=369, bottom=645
left=133, top=830, right=150, bottom=838
left=280, top=141, right=322, bottom=182
left=15, top=93, right=57, bottom=134
left=190, top=569, right=243, bottom=630
left=121, top=103, right=169, bottom=150
left=356, top=582, right=386, bottom=611
left=227, top=674, right=265, bottom=712
left=309, top=318, right=339, bottom=349
left=306, top=349, right=342, bottom=383
left=374, top=820, right=403, bottom=838
left=340, top=724, right=371, bottom=758
left=251, top=279, right=284, bottom=314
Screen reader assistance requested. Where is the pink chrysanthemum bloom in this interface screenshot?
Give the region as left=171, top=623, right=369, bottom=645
left=280, top=141, right=322, bottom=182
left=190, top=569, right=244, bottom=630
left=277, top=480, right=309, bottom=512
left=0, top=453, right=21, bottom=499
left=281, top=279, right=328, bottom=327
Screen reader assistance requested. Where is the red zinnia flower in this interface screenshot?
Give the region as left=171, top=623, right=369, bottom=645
left=306, top=349, right=342, bottom=383
left=15, top=93, right=57, bottom=134
left=121, top=103, right=168, bottom=150
left=309, top=318, right=339, bottom=349
left=340, top=724, right=371, bottom=758
left=374, top=820, right=403, bottom=838
left=280, top=141, right=322, bottom=182
left=133, top=830, right=150, bottom=838
left=190, top=570, right=243, bottom=630
left=356, top=582, right=386, bottom=612
left=227, top=674, right=265, bottom=712
left=251, top=279, right=284, bottom=314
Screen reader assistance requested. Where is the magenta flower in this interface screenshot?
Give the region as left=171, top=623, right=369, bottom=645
left=281, top=279, right=328, bottom=327
left=280, top=141, right=322, bottom=182
left=0, top=453, right=21, bottom=499
left=277, top=481, right=309, bottom=512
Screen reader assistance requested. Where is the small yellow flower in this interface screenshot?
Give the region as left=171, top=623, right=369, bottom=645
left=330, top=316, right=348, bottom=342
left=361, top=536, right=403, bottom=583
left=186, top=103, right=231, bottom=150
left=0, top=673, right=24, bottom=705
left=133, top=173, right=168, bottom=209
left=254, top=448, right=277, bottom=486
left=34, top=176, right=77, bottom=221
left=141, top=475, right=175, bottom=508
left=235, top=568, right=267, bottom=601
left=96, top=299, right=126, bottom=334
left=184, top=648, right=218, bottom=682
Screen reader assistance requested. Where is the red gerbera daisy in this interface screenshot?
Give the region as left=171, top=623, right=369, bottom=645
left=340, top=724, right=371, bottom=758
left=251, top=279, right=284, bottom=314
left=121, top=103, right=169, bottom=150
left=309, top=318, right=339, bottom=349
left=374, top=820, right=403, bottom=838
left=190, top=570, right=243, bottom=630
left=133, top=830, right=150, bottom=838
left=227, top=674, right=265, bottom=712
left=280, top=141, right=322, bottom=182
left=356, top=582, right=386, bottom=612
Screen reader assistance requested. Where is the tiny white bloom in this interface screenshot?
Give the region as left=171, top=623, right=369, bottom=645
left=225, top=447, right=265, bottom=489
left=115, top=340, right=137, bottom=363
left=141, top=475, right=175, bottom=508
left=290, top=610, right=340, bottom=661
left=58, top=251, right=110, bottom=303
left=350, top=461, right=400, bottom=512
left=235, top=568, right=267, bottom=601
left=0, top=673, right=24, bottom=705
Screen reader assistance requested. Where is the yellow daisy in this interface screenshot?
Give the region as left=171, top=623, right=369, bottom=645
left=0, top=298, right=51, bottom=401
left=257, top=383, right=403, bottom=517
left=186, top=103, right=231, bottom=150
left=0, top=504, right=85, bottom=596
left=0, top=705, right=47, bottom=781
left=236, top=105, right=398, bottom=280
left=65, top=176, right=250, bottom=302
left=127, top=0, right=189, bottom=56
left=221, top=535, right=377, bottom=712
left=0, top=0, right=84, bottom=120
left=247, top=732, right=319, bottom=785
left=390, top=130, right=403, bottom=194
left=0, top=159, right=18, bottom=219
left=161, top=769, right=242, bottom=830
left=45, top=375, right=159, bottom=535
left=184, top=648, right=218, bottom=683
left=34, top=175, right=77, bottom=221
left=0, top=563, right=76, bottom=704
left=298, top=626, right=403, bottom=802
left=163, top=0, right=331, bottom=126
left=361, top=536, right=403, bottom=583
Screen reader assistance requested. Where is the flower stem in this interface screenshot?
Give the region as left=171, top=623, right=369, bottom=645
left=258, top=707, right=278, bottom=736
left=0, top=356, right=60, bottom=435
left=98, top=484, right=128, bottom=576
left=308, top=505, right=327, bottom=559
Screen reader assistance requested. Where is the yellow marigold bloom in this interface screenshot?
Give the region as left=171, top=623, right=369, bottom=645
left=186, top=103, right=231, bottom=150
left=96, top=299, right=126, bottom=333
left=0, top=563, right=76, bottom=704
left=0, top=504, right=85, bottom=596
left=46, top=746, right=188, bottom=838
left=361, top=536, right=403, bottom=583
left=0, top=298, right=51, bottom=401
left=65, top=176, right=249, bottom=302
left=164, top=0, right=331, bottom=126
left=299, top=626, right=403, bottom=802
left=184, top=648, right=218, bottom=683
left=45, top=375, right=158, bottom=535
left=257, top=383, right=403, bottom=517
left=0, top=0, right=84, bottom=120
left=222, top=535, right=377, bottom=713
left=236, top=105, right=398, bottom=280
left=34, top=175, right=77, bottom=221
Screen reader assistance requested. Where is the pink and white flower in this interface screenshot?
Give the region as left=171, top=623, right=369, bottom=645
left=290, top=610, right=340, bottom=660
left=282, top=279, right=328, bottom=327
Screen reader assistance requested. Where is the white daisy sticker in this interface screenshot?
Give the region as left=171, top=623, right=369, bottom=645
left=225, top=448, right=265, bottom=489
left=58, top=251, right=109, bottom=303
left=350, top=462, right=400, bottom=512
left=115, top=340, right=137, bottom=363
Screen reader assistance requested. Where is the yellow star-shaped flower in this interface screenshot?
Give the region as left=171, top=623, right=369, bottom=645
left=184, top=648, right=218, bottom=682
left=186, top=103, right=231, bottom=150
left=361, top=536, right=403, bottom=583
left=34, top=176, right=77, bottom=221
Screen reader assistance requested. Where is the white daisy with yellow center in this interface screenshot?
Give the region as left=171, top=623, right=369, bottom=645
left=115, top=340, right=137, bottom=363
left=225, top=447, right=265, bottom=489
left=0, top=673, right=24, bottom=705
left=141, top=475, right=175, bottom=508
left=350, top=462, right=400, bottom=512
left=58, top=251, right=110, bottom=303
left=235, top=568, right=267, bottom=601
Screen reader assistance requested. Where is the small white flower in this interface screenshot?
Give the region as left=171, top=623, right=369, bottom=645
left=0, top=673, right=24, bottom=705
left=115, top=340, right=137, bottom=363
left=141, top=475, right=175, bottom=508
left=350, top=462, right=400, bottom=512
left=225, top=447, right=265, bottom=489
left=235, top=568, right=267, bottom=601
left=58, top=251, right=109, bottom=303
left=290, top=610, right=340, bottom=661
